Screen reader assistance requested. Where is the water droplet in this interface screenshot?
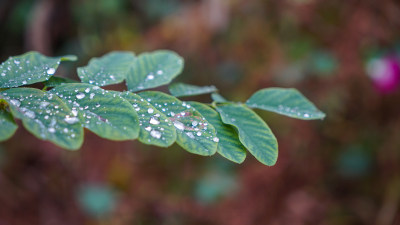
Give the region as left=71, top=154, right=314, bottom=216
left=145, top=126, right=152, bottom=131
left=40, top=101, right=50, bottom=108
left=64, top=116, right=79, bottom=124
left=10, top=99, right=21, bottom=107
left=76, top=93, right=85, bottom=99
left=84, top=88, right=90, bottom=93
left=47, top=68, right=56, bottom=75
left=173, top=121, right=185, bottom=130
left=147, top=74, right=154, bottom=80
left=196, top=131, right=202, bottom=136
left=150, top=130, right=161, bottom=139
left=186, top=132, right=195, bottom=139
left=89, top=93, right=95, bottom=99
left=48, top=127, right=56, bottom=133
left=156, top=70, right=163, bottom=75
left=147, top=108, right=154, bottom=114
left=71, top=108, right=78, bottom=116
left=25, top=110, right=35, bottom=119
left=149, top=117, right=160, bottom=125
left=213, top=137, right=219, bottom=143
left=304, top=113, right=310, bottom=118
left=192, top=121, right=198, bottom=126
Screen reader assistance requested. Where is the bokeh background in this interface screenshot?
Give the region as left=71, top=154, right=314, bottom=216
left=1, top=0, right=400, bottom=224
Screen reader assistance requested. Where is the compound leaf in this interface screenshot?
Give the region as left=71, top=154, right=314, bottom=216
left=119, top=92, right=176, bottom=147
left=169, top=83, right=217, bottom=97
left=50, top=84, right=139, bottom=141
left=216, top=103, right=278, bottom=166
left=0, top=88, right=83, bottom=149
left=78, top=51, right=136, bottom=86
left=138, top=91, right=218, bottom=156
left=126, top=50, right=184, bottom=92
left=246, top=88, right=325, bottom=120
left=0, top=109, right=18, bottom=141
left=189, top=102, right=246, bottom=163
left=0, top=51, right=77, bottom=88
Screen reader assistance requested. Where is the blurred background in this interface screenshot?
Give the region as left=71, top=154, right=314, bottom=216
left=1, top=0, right=400, bottom=224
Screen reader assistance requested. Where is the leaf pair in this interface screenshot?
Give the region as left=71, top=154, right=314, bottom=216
left=77, top=50, right=184, bottom=92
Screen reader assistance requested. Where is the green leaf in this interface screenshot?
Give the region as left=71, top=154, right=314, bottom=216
left=119, top=92, right=176, bottom=147
left=0, top=51, right=77, bottom=88
left=211, top=93, right=228, bottom=103
left=0, top=109, right=18, bottom=141
left=78, top=51, right=136, bottom=86
left=246, top=88, right=325, bottom=120
left=138, top=91, right=218, bottom=156
left=188, top=102, right=246, bottom=163
left=43, top=76, right=78, bottom=88
left=216, top=103, right=278, bottom=166
left=126, top=50, right=184, bottom=92
left=0, top=88, right=83, bottom=149
left=50, top=84, right=139, bottom=141
left=169, top=83, right=217, bottom=97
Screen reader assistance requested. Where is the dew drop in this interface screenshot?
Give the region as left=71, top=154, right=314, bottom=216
left=304, top=113, right=310, bottom=118
left=150, top=130, right=161, bottom=139
left=186, top=132, right=195, bottom=139
left=76, top=93, right=85, bottom=99
left=40, top=101, right=50, bottom=108
left=149, top=117, right=160, bottom=125
left=89, top=93, right=95, bottom=99
left=64, top=116, right=80, bottom=124
left=47, top=68, right=56, bottom=75
left=173, top=121, right=185, bottom=130
left=145, top=126, right=152, bottom=131
left=213, top=137, right=219, bottom=143
left=71, top=108, right=78, bottom=116
left=48, top=127, right=56, bottom=133
left=10, top=99, right=21, bottom=107
left=25, top=110, right=35, bottom=119
left=147, top=108, right=154, bottom=114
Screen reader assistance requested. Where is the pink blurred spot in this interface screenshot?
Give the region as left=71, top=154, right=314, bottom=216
left=366, top=56, right=400, bottom=94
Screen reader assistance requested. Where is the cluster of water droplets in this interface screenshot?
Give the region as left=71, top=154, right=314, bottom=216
left=52, top=86, right=114, bottom=126
left=80, top=67, right=117, bottom=86
left=0, top=55, right=59, bottom=88
left=1, top=91, right=80, bottom=139
left=128, top=96, right=172, bottom=141
left=145, top=69, right=164, bottom=81
left=149, top=100, right=219, bottom=145
left=276, top=105, right=317, bottom=118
